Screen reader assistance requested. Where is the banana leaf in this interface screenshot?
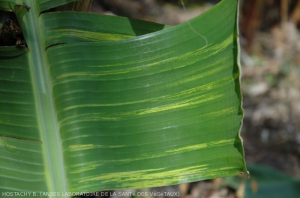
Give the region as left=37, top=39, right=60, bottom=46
left=0, top=0, right=247, bottom=196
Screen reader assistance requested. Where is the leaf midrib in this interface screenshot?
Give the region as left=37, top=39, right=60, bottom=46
left=20, top=0, right=67, bottom=195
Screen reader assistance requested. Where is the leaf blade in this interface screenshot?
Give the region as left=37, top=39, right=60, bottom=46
left=41, top=12, right=169, bottom=47
left=45, top=0, right=246, bottom=191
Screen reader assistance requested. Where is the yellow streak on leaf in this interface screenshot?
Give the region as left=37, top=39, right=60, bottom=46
left=68, top=144, right=124, bottom=151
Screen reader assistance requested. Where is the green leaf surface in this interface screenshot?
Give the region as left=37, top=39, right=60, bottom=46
left=0, top=0, right=15, bottom=11
left=41, top=12, right=169, bottom=47
left=0, top=0, right=246, bottom=196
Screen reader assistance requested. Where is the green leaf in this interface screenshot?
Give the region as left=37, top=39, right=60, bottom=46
left=0, top=0, right=16, bottom=11
left=0, top=0, right=247, bottom=196
left=41, top=12, right=169, bottom=46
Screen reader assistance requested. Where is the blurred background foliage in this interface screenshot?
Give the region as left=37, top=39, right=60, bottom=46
left=61, top=0, right=300, bottom=197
